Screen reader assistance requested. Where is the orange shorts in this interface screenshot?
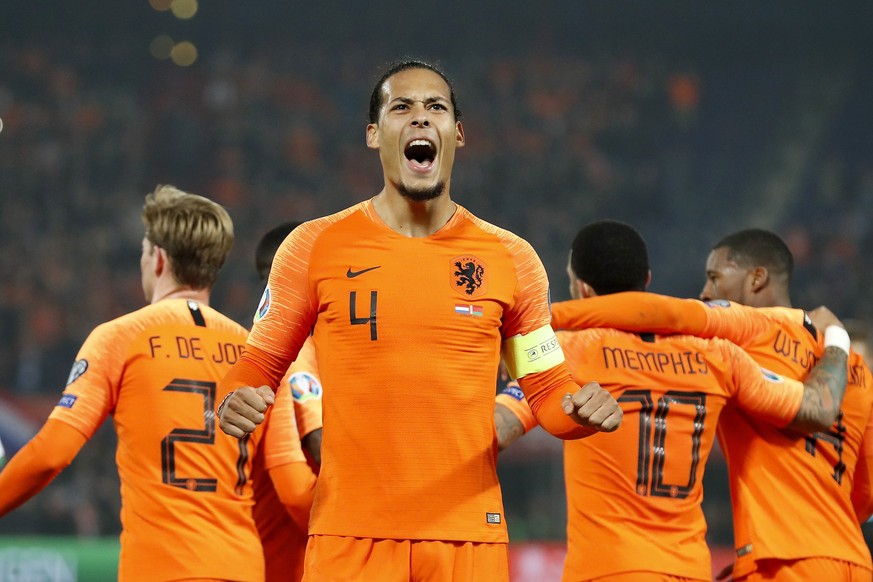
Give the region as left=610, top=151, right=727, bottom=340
left=302, top=535, right=509, bottom=582
left=579, top=573, right=707, bottom=582
left=737, top=557, right=873, bottom=582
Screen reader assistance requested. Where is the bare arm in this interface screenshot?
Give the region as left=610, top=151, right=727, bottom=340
left=494, top=403, right=527, bottom=451
left=786, top=345, right=849, bottom=433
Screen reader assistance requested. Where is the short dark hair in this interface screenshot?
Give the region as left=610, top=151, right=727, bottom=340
left=368, top=59, right=461, bottom=124
left=255, top=221, right=302, bottom=282
left=714, top=228, right=793, bottom=281
left=570, top=220, right=649, bottom=295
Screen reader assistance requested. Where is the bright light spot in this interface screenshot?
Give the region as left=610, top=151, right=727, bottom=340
left=171, top=0, right=198, bottom=20
left=149, top=35, right=174, bottom=60
left=149, top=0, right=173, bottom=11
left=171, top=42, right=198, bottom=67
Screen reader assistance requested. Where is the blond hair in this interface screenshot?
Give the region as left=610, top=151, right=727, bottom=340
left=142, top=185, right=234, bottom=290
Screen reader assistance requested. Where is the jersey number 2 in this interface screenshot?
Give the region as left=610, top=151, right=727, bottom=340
left=161, top=378, right=250, bottom=494
left=618, top=389, right=706, bottom=499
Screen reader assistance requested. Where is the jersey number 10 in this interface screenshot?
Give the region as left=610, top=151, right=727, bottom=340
left=618, top=389, right=707, bottom=500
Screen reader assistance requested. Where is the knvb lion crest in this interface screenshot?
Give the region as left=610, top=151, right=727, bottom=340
left=451, top=255, right=487, bottom=298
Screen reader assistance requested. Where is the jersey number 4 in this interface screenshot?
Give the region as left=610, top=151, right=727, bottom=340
left=804, top=411, right=847, bottom=484
left=350, top=291, right=378, bottom=340
left=161, top=379, right=250, bottom=494
left=618, top=389, right=706, bottom=499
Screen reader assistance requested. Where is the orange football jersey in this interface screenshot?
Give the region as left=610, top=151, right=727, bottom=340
left=554, top=327, right=804, bottom=580
left=221, top=199, right=586, bottom=543
left=282, top=337, right=323, bottom=442
left=551, top=294, right=873, bottom=576
left=47, top=299, right=264, bottom=581
left=252, top=364, right=312, bottom=582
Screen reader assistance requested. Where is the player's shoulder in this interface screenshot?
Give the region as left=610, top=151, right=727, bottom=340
left=198, top=304, right=249, bottom=338
left=279, top=202, right=368, bottom=250
left=456, top=206, right=544, bottom=277
left=458, top=206, right=531, bottom=248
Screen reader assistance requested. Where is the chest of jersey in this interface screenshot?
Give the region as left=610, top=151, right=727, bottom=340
left=308, top=218, right=517, bottom=358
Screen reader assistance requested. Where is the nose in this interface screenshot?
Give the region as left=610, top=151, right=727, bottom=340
left=410, top=102, right=430, bottom=127
left=699, top=284, right=711, bottom=302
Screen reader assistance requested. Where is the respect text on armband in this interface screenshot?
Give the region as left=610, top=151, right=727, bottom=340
left=526, top=336, right=560, bottom=362
left=148, top=335, right=247, bottom=365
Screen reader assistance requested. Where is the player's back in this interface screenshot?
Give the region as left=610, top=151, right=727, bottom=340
left=710, top=305, right=873, bottom=576
left=556, top=327, right=787, bottom=581
left=51, top=299, right=264, bottom=581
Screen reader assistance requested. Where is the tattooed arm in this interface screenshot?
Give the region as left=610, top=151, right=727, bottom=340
left=494, top=402, right=527, bottom=451
left=786, top=345, right=849, bottom=433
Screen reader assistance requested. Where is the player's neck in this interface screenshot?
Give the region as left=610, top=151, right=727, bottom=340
left=151, top=280, right=210, bottom=306
left=372, top=189, right=457, bottom=238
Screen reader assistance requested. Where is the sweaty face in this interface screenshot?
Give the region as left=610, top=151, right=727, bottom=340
left=700, top=247, right=751, bottom=304
left=366, top=68, right=465, bottom=202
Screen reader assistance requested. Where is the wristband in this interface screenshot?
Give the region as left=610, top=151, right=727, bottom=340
left=824, top=325, right=851, bottom=356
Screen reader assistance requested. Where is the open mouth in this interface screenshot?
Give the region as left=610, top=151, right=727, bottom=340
left=404, top=139, right=436, bottom=170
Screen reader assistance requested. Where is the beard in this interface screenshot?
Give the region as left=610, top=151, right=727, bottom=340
left=397, top=180, right=445, bottom=202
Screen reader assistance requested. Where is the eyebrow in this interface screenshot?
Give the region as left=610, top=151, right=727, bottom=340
left=389, top=96, right=449, bottom=106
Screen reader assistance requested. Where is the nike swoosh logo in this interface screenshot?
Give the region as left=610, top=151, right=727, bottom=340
left=347, top=266, right=381, bottom=278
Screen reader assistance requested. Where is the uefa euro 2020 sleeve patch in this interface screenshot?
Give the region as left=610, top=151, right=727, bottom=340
left=288, top=372, right=322, bottom=403
left=66, top=359, right=89, bottom=386
left=254, top=286, right=271, bottom=323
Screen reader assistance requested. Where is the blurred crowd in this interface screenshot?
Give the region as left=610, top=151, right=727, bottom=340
left=1, top=36, right=871, bottom=543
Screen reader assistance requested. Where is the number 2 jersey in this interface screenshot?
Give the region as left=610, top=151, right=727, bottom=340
left=221, top=198, right=590, bottom=543
left=47, top=299, right=264, bottom=582
left=551, top=294, right=873, bottom=577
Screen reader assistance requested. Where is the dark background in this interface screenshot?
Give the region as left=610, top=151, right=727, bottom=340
left=1, top=0, right=871, bottom=552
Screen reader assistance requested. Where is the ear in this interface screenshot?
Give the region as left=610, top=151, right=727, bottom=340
left=366, top=123, right=379, bottom=150
left=749, top=266, right=769, bottom=293
left=580, top=280, right=597, bottom=299
left=644, top=270, right=653, bottom=289
left=154, top=246, right=168, bottom=278
left=455, top=120, right=466, bottom=148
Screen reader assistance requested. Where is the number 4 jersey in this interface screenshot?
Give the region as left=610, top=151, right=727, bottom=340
left=48, top=299, right=264, bottom=582
left=552, top=328, right=806, bottom=581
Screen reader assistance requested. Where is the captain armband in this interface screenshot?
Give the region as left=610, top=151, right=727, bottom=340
left=501, top=324, right=565, bottom=380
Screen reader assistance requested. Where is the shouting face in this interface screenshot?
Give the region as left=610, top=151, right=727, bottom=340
left=366, top=67, right=465, bottom=202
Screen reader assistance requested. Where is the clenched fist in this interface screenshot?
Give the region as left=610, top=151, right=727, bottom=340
left=218, top=386, right=275, bottom=439
left=562, top=382, right=623, bottom=433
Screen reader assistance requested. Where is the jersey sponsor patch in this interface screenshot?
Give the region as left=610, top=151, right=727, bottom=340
left=450, top=255, right=488, bottom=299
left=254, top=286, right=271, bottom=323
left=454, top=303, right=484, bottom=317
left=486, top=512, right=502, bottom=524
left=759, top=367, right=784, bottom=383
left=705, top=299, right=731, bottom=308
left=57, top=393, right=78, bottom=409
left=289, top=372, right=322, bottom=402
left=66, top=359, right=88, bottom=386
left=500, top=384, right=525, bottom=401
